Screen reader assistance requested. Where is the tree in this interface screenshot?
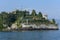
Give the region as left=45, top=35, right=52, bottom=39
left=52, top=19, right=56, bottom=24
left=0, top=14, right=3, bottom=29
left=23, top=10, right=29, bottom=17
left=1, top=12, right=8, bottom=24
left=7, top=13, right=17, bottom=27
left=0, top=12, right=9, bottom=30
left=31, top=10, right=37, bottom=16
left=38, top=12, right=42, bottom=18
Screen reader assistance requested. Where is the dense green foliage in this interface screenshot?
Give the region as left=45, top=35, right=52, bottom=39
left=38, top=12, right=43, bottom=18
left=0, top=9, right=56, bottom=29
left=52, top=19, right=56, bottom=24
left=31, top=10, right=37, bottom=16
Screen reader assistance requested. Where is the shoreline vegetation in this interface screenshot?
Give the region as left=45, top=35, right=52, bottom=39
left=0, top=9, right=58, bottom=31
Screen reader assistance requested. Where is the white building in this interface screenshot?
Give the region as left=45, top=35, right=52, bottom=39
left=43, top=14, right=48, bottom=19
left=21, top=23, right=36, bottom=28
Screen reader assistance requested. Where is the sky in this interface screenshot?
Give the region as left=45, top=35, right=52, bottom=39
left=0, top=0, right=60, bottom=19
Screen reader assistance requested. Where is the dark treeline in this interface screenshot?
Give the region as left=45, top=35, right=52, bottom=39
left=0, top=9, right=56, bottom=30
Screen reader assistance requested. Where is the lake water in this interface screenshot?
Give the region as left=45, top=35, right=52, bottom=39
left=0, top=20, right=60, bottom=40
left=0, top=30, right=60, bottom=40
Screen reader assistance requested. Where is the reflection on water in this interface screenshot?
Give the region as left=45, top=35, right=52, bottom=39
left=0, top=30, right=60, bottom=40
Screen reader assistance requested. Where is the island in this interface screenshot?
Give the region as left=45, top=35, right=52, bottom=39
left=0, top=9, right=58, bottom=31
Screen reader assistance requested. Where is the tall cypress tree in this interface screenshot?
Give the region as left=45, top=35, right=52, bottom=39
left=31, top=10, right=37, bottom=16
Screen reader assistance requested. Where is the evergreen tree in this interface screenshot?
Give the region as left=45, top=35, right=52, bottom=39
left=31, top=10, right=37, bottom=16
left=38, top=12, right=42, bottom=18
left=52, top=19, right=56, bottom=24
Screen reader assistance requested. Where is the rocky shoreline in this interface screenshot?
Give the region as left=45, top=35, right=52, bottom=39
left=1, top=24, right=58, bottom=32
left=1, top=27, right=58, bottom=32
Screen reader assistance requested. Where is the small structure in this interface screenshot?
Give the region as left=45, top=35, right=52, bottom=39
left=21, top=23, right=34, bottom=28
left=11, top=23, right=18, bottom=29
left=43, top=14, right=48, bottom=19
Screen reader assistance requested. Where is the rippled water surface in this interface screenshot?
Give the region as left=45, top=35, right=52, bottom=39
left=0, top=30, right=60, bottom=40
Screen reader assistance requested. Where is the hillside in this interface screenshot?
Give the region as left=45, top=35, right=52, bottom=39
left=0, top=9, right=58, bottom=30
